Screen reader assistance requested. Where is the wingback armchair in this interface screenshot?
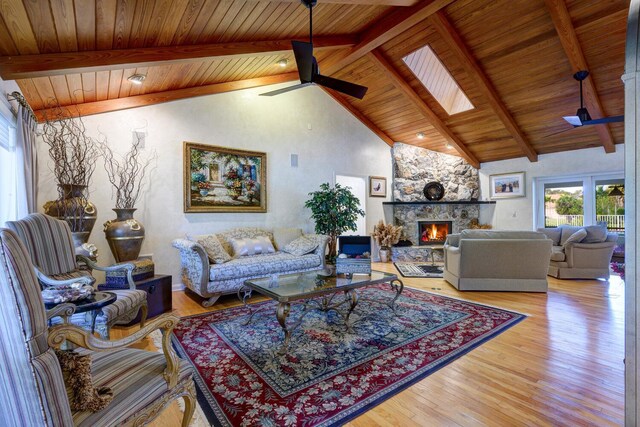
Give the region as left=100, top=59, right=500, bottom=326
left=5, top=213, right=148, bottom=338
left=0, top=227, right=196, bottom=426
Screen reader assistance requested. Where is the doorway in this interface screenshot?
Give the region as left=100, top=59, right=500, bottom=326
left=335, top=174, right=366, bottom=236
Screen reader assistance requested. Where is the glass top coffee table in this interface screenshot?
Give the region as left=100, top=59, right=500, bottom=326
left=240, top=270, right=403, bottom=354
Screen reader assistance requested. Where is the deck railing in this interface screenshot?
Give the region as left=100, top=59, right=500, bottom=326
left=544, top=214, right=625, bottom=231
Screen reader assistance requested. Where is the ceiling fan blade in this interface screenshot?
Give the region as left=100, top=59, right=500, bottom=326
left=292, top=41, right=314, bottom=83
left=313, top=74, right=368, bottom=99
left=582, top=115, right=624, bottom=125
left=563, top=115, right=583, bottom=127
left=259, top=82, right=313, bottom=97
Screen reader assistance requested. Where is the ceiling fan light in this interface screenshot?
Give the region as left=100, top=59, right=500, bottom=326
left=127, top=74, right=146, bottom=85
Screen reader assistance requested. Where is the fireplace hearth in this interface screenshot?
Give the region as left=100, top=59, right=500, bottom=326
left=418, top=220, right=452, bottom=245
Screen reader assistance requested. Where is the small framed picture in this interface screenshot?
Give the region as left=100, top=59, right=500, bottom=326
left=369, top=176, right=387, bottom=197
left=489, top=172, right=525, bottom=199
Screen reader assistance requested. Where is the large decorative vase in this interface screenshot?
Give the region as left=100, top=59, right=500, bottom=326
left=103, top=208, right=145, bottom=262
left=43, top=184, right=97, bottom=246
left=228, top=185, right=242, bottom=200
left=379, top=246, right=391, bottom=263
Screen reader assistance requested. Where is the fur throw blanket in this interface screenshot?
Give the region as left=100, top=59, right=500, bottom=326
left=55, top=350, right=114, bottom=412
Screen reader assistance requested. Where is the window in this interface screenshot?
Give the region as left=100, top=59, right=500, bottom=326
left=0, top=103, right=17, bottom=225
left=403, top=45, right=474, bottom=115
left=535, top=173, right=624, bottom=234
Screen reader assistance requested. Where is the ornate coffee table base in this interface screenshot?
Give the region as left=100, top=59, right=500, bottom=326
left=238, top=279, right=403, bottom=356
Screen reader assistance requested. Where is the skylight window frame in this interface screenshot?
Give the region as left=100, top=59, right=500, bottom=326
left=402, top=44, right=475, bottom=116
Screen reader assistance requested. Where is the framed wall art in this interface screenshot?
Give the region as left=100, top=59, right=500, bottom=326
left=489, top=172, right=525, bottom=199
left=184, top=142, right=267, bottom=213
left=369, top=176, right=387, bottom=197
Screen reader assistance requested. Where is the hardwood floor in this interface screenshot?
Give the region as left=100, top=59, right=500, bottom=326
left=114, top=263, right=625, bottom=426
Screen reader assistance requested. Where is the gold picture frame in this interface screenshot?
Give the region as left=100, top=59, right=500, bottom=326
left=184, top=142, right=267, bottom=213
left=369, top=176, right=387, bottom=197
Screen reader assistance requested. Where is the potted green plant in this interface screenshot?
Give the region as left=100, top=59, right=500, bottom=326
left=304, top=183, right=365, bottom=266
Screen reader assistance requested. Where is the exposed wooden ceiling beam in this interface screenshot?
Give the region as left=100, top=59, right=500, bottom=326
left=429, top=11, right=538, bottom=162
left=0, top=35, right=356, bottom=79
left=323, top=0, right=456, bottom=75
left=367, top=49, right=481, bottom=168
left=544, top=0, right=616, bottom=154
left=321, top=87, right=394, bottom=146
left=33, top=73, right=298, bottom=122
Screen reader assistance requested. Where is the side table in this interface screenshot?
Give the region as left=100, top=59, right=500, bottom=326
left=100, top=275, right=172, bottom=326
left=45, top=291, right=117, bottom=333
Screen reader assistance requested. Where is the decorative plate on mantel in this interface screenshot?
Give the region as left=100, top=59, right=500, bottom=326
left=423, top=182, right=445, bottom=201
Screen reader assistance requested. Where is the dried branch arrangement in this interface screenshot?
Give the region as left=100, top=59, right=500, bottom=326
left=41, top=107, right=100, bottom=232
left=99, top=133, right=156, bottom=209
left=41, top=108, right=100, bottom=191
left=372, top=220, right=403, bottom=248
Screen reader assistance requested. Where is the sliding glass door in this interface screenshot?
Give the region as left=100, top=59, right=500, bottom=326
left=595, top=178, right=625, bottom=234
left=535, top=173, right=624, bottom=232
left=542, top=181, right=585, bottom=228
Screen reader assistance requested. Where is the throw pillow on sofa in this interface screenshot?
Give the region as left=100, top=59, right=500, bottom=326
left=582, top=224, right=608, bottom=243
left=273, top=227, right=303, bottom=250
left=197, top=234, right=232, bottom=264
left=563, top=228, right=587, bottom=247
left=230, top=235, right=275, bottom=257
left=282, top=236, right=318, bottom=256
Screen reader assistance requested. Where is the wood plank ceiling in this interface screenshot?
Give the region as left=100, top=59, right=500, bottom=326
left=0, top=0, right=628, bottom=166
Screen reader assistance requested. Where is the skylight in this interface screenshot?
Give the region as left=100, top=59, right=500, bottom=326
left=403, top=45, right=474, bottom=115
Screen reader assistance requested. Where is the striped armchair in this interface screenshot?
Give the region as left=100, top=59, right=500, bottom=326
left=0, top=227, right=196, bottom=426
left=5, top=213, right=148, bottom=338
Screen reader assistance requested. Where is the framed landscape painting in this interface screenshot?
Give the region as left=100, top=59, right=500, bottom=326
left=490, top=172, right=525, bottom=199
left=184, top=142, right=267, bottom=213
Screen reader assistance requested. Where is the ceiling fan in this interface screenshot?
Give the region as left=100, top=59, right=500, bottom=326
left=562, top=70, right=623, bottom=127
left=260, top=0, right=368, bottom=99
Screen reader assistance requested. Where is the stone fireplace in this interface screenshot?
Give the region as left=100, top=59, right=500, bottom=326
left=418, top=220, right=452, bottom=245
left=386, top=143, right=490, bottom=263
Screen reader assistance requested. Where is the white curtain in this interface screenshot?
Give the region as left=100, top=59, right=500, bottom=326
left=15, top=104, right=37, bottom=217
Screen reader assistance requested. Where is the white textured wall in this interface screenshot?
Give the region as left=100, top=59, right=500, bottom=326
left=35, top=84, right=392, bottom=284
left=478, top=145, right=625, bottom=230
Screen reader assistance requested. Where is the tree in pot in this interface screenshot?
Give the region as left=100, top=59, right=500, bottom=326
left=304, top=183, right=364, bottom=265
left=99, top=133, right=156, bottom=262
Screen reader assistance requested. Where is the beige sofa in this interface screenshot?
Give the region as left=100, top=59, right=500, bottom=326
left=443, top=230, right=552, bottom=292
left=537, top=225, right=617, bottom=279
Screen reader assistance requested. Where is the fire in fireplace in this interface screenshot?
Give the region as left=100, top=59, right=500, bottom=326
left=418, top=221, right=453, bottom=245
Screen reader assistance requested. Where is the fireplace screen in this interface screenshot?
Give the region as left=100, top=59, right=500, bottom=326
left=418, top=221, right=452, bottom=245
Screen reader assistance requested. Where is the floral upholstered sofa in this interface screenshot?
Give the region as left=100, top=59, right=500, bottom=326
left=173, top=227, right=328, bottom=306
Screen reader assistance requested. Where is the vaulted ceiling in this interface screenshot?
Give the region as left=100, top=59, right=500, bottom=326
left=0, top=0, right=628, bottom=167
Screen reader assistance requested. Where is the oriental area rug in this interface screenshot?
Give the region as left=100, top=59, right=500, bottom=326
left=172, top=285, right=525, bottom=427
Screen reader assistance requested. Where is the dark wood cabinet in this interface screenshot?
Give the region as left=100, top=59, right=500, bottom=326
left=100, top=274, right=172, bottom=326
